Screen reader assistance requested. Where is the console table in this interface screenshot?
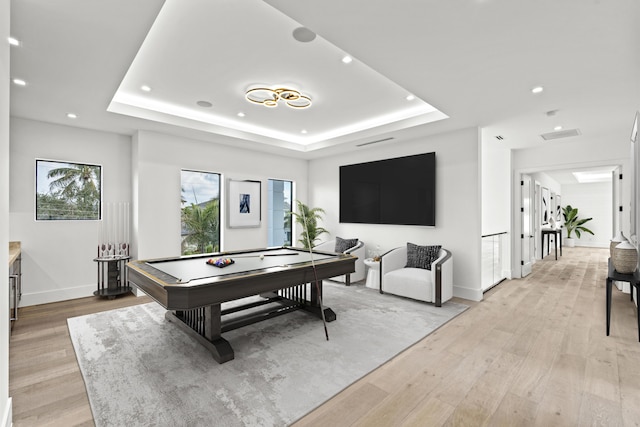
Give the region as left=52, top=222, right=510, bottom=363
left=541, top=228, right=562, bottom=260
left=605, top=258, right=639, bottom=342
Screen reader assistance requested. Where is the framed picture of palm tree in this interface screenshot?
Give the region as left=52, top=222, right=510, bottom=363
left=35, top=159, right=102, bottom=220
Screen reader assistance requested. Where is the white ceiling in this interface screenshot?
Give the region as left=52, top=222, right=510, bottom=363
left=9, top=0, right=640, bottom=163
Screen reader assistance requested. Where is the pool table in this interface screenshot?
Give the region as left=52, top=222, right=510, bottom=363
left=126, top=246, right=356, bottom=363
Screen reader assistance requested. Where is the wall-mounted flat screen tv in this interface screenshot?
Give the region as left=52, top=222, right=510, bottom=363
left=339, top=152, right=436, bottom=226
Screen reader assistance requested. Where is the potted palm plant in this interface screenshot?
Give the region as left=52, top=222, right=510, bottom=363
left=562, top=204, right=594, bottom=247
left=289, top=200, right=329, bottom=249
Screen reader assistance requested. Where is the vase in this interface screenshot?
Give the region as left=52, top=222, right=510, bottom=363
left=610, top=231, right=628, bottom=260
left=612, top=241, right=638, bottom=274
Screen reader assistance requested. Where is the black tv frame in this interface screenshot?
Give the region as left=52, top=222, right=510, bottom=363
left=339, top=152, right=436, bottom=226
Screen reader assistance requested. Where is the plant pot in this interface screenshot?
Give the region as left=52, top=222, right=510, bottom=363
left=565, top=237, right=575, bottom=248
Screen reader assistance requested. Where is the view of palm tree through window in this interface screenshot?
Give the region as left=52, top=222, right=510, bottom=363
left=181, top=170, right=221, bottom=255
left=268, top=179, right=292, bottom=247
left=35, top=160, right=102, bottom=220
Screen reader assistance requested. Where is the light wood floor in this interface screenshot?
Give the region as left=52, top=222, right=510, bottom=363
left=9, top=247, right=640, bottom=426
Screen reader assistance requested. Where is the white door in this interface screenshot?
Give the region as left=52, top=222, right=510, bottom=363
left=521, top=175, right=534, bottom=277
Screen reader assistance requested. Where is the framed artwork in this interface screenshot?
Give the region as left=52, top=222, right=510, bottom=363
left=541, top=187, right=550, bottom=224
left=228, top=179, right=261, bottom=228
left=556, top=195, right=562, bottom=222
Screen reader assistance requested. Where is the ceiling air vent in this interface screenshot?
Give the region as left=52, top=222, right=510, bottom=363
left=495, top=135, right=504, bottom=141
left=540, top=128, right=581, bottom=141
left=356, top=137, right=394, bottom=147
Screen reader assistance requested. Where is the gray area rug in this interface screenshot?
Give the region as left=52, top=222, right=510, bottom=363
left=68, top=282, right=468, bottom=427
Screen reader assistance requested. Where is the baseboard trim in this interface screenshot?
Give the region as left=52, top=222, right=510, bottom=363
left=1, top=397, right=12, bottom=427
left=453, top=285, right=483, bottom=302
left=20, top=284, right=96, bottom=307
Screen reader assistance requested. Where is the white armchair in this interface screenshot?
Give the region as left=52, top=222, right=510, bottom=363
left=314, top=238, right=366, bottom=285
left=380, top=245, right=453, bottom=307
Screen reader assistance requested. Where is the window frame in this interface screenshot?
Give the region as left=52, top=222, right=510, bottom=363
left=35, top=158, right=102, bottom=221
left=180, top=169, right=222, bottom=255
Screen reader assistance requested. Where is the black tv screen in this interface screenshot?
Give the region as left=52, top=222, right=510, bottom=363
left=339, top=152, right=436, bottom=226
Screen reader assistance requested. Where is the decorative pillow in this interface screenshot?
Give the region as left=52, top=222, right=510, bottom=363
left=405, top=242, right=441, bottom=270
left=335, top=237, right=359, bottom=253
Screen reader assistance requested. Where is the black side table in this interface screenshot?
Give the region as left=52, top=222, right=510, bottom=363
left=606, top=258, right=640, bottom=342
left=541, top=228, right=562, bottom=260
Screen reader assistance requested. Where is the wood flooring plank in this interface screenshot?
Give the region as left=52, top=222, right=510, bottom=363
left=533, top=353, right=587, bottom=426
left=578, top=392, right=623, bottom=427
left=292, top=382, right=389, bottom=427
left=399, top=397, right=455, bottom=427
left=442, top=350, right=524, bottom=426
left=485, top=392, right=538, bottom=427
left=584, top=339, right=620, bottom=402
left=616, top=346, right=640, bottom=427
left=354, top=349, right=467, bottom=426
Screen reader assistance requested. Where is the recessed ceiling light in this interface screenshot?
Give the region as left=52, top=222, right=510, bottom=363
left=196, top=100, right=212, bottom=108
left=237, top=112, right=245, bottom=117
left=12, top=78, right=26, bottom=86
left=341, top=55, right=353, bottom=64
left=531, top=86, right=544, bottom=94
left=8, top=37, right=20, bottom=46
left=66, top=113, right=77, bottom=119
left=406, top=94, right=416, bottom=101
left=554, top=125, right=563, bottom=131
left=301, top=129, right=308, bottom=134
left=140, top=85, right=151, bottom=92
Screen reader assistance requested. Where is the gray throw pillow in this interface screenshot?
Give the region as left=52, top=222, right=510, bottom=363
left=405, top=242, right=441, bottom=270
left=335, top=237, right=359, bottom=253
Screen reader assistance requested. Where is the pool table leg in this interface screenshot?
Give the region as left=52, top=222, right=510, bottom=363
left=306, top=280, right=337, bottom=322
left=166, top=305, right=234, bottom=364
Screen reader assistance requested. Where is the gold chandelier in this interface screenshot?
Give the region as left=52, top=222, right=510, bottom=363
left=245, top=87, right=312, bottom=109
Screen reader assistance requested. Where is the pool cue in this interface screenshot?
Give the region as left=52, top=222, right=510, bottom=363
left=300, top=209, right=329, bottom=341
left=231, top=253, right=299, bottom=258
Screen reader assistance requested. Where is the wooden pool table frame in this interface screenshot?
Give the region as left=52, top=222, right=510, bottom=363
left=127, top=246, right=356, bottom=363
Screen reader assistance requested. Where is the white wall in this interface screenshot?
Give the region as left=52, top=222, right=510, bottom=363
left=132, top=130, right=309, bottom=260
left=9, top=118, right=132, bottom=305
left=562, top=181, right=612, bottom=247
left=481, top=138, right=511, bottom=235
left=1, top=0, right=12, bottom=423
left=309, top=127, right=482, bottom=301
left=481, top=136, right=512, bottom=280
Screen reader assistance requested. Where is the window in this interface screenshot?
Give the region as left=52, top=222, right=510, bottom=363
left=36, top=159, right=101, bottom=220
left=181, top=170, right=221, bottom=255
left=267, top=179, right=292, bottom=246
